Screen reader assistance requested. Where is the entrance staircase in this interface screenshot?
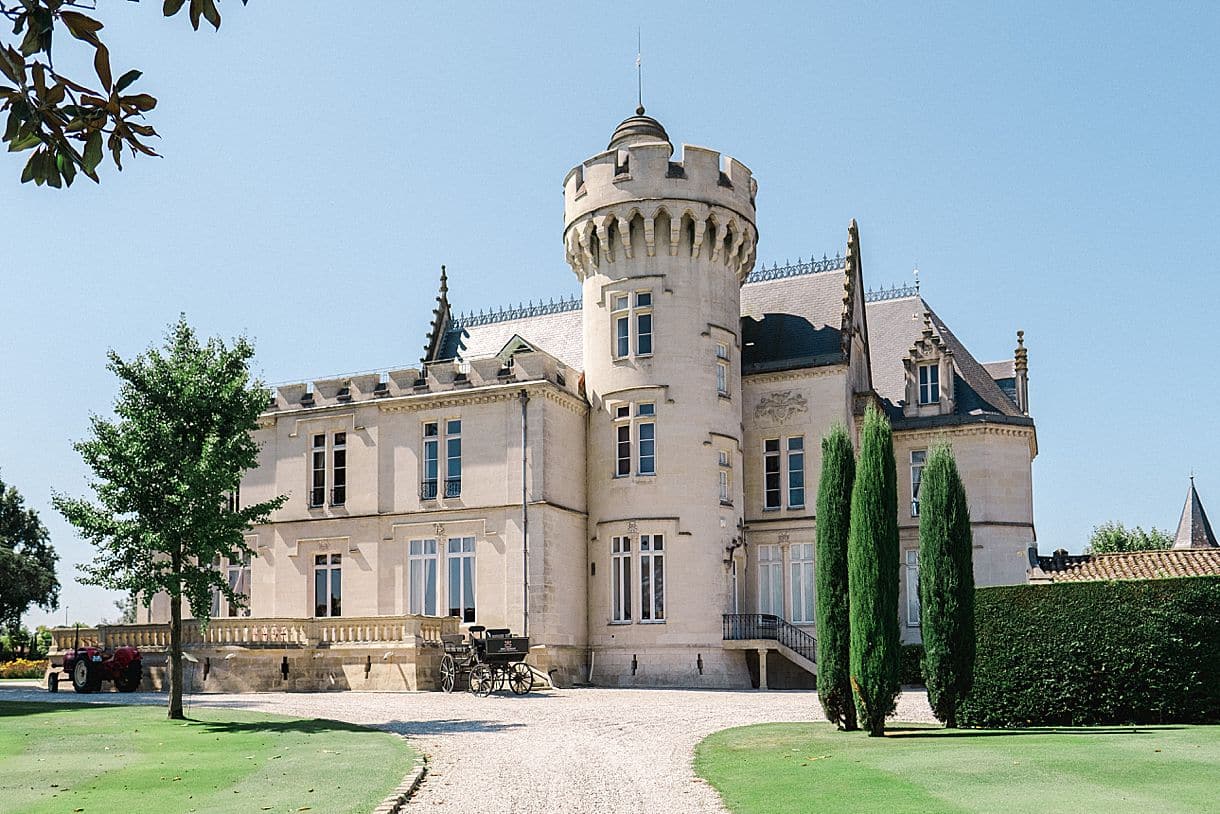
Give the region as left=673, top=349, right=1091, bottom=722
left=722, top=614, right=817, bottom=684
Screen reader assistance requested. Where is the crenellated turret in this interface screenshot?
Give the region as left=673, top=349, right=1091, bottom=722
left=563, top=112, right=758, bottom=284
left=566, top=110, right=756, bottom=687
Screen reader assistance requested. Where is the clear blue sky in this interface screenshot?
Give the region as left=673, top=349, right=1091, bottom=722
left=4, top=2, right=1218, bottom=628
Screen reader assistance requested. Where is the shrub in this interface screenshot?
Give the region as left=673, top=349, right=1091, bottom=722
left=815, top=424, right=856, bottom=730
left=917, top=444, right=975, bottom=727
left=900, top=644, right=925, bottom=686
left=959, top=577, right=1220, bottom=727
left=0, top=658, right=47, bottom=679
left=847, top=405, right=900, bottom=736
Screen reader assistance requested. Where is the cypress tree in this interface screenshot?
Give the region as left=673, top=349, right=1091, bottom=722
left=847, top=405, right=901, bottom=736
left=815, top=424, right=857, bottom=730
left=917, top=443, right=976, bottom=728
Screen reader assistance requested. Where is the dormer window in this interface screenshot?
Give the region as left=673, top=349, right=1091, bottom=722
left=918, top=363, right=940, bottom=405
left=903, top=313, right=954, bottom=418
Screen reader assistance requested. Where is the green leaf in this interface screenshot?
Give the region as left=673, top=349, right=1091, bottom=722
left=59, top=150, right=76, bottom=186
left=44, top=152, right=61, bottom=187
left=114, top=69, right=142, bottom=94
left=163, top=0, right=188, bottom=17
left=0, top=47, right=23, bottom=85
left=123, top=93, right=157, bottom=112
left=8, top=131, right=40, bottom=152
left=3, top=107, right=22, bottom=142
left=83, top=129, right=102, bottom=172
left=20, top=148, right=37, bottom=183
left=59, top=11, right=104, bottom=46
left=201, top=0, right=222, bottom=30
left=94, top=43, right=112, bottom=91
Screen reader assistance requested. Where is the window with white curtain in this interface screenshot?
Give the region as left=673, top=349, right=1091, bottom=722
left=906, top=549, right=921, bottom=627
left=758, top=544, right=783, bottom=616
left=409, top=539, right=438, bottom=616
left=790, top=544, right=815, bottom=623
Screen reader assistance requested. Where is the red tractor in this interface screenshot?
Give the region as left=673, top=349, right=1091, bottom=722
left=48, top=628, right=143, bottom=694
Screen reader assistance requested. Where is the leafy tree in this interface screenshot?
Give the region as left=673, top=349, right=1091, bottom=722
left=0, top=0, right=246, bottom=188
left=917, top=444, right=975, bottom=728
left=815, top=424, right=857, bottom=730
left=847, top=404, right=900, bottom=736
left=1086, top=521, right=1172, bottom=554
left=0, top=473, right=59, bottom=629
left=54, top=316, right=285, bottom=719
left=110, top=594, right=138, bottom=624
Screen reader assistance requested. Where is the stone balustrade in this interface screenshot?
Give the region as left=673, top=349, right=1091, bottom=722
left=50, top=615, right=459, bottom=653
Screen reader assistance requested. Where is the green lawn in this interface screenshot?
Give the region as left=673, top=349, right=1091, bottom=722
left=0, top=701, right=413, bottom=814
left=695, top=722, right=1220, bottom=814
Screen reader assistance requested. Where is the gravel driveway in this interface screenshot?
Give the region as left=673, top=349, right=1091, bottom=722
left=1, top=683, right=934, bottom=813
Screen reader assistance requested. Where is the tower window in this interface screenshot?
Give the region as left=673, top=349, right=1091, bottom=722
left=635, top=291, right=653, bottom=356
left=610, top=290, right=654, bottom=359
left=718, top=449, right=732, bottom=505
left=918, top=363, right=940, bottom=405
left=637, top=402, right=656, bottom=475
left=716, top=343, right=729, bottom=396
left=612, top=401, right=657, bottom=477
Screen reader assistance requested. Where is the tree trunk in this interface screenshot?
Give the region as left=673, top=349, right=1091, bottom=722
left=168, top=565, right=184, bottom=720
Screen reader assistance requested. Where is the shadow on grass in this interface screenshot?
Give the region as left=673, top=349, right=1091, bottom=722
left=0, top=700, right=121, bottom=719
left=195, top=716, right=525, bottom=736
left=885, top=725, right=1185, bottom=738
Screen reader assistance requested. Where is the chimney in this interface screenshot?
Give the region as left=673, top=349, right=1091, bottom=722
left=1014, top=330, right=1029, bottom=415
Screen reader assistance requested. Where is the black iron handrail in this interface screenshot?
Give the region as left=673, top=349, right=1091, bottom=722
left=722, top=613, right=817, bottom=665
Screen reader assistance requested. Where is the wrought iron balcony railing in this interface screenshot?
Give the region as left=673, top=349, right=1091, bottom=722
left=421, top=479, right=462, bottom=500
left=722, top=613, right=817, bottom=666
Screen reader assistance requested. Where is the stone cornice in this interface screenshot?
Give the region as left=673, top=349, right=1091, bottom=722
left=743, top=364, right=846, bottom=386
left=374, top=380, right=588, bottom=416
left=893, top=422, right=1037, bottom=457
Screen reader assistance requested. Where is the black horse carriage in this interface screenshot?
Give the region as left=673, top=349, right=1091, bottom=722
left=438, top=626, right=533, bottom=696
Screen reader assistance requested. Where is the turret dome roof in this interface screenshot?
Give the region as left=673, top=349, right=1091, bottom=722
left=607, top=107, right=671, bottom=151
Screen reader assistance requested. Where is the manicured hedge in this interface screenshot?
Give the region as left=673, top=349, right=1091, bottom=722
left=899, top=644, right=925, bottom=686
left=959, top=577, right=1220, bottom=727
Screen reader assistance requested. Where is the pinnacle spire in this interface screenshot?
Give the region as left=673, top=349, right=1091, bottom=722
left=1173, top=477, right=1218, bottom=550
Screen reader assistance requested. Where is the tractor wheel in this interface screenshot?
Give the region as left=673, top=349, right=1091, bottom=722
left=71, top=659, right=98, bottom=694
left=508, top=662, right=533, bottom=696
left=439, top=654, right=456, bottom=694
left=115, top=663, right=142, bottom=693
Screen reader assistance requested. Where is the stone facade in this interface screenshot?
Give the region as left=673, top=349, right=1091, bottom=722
left=138, top=110, right=1038, bottom=689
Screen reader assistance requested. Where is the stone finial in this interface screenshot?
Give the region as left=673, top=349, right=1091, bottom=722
left=1014, top=329, right=1029, bottom=414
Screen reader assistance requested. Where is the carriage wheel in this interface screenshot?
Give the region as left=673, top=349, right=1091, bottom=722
left=439, top=654, right=456, bottom=694
left=508, top=662, right=533, bottom=695
left=469, top=664, right=494, bottom=697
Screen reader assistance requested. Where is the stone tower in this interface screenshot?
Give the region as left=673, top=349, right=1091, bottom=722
left=563, top=109, right=758, bottom=685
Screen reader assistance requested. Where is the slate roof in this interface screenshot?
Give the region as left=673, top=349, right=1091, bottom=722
left=449, top=307, right=584, bottom=371
left=740, top=269, right=848, bottom=372
left=433, top=264, right=1027, bottom=433
left=1173, top=480, right=1219, bottom=550
left=1030, top=548, right=1220, bottom=582
left=864, top=295, right=1026, bottom=424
